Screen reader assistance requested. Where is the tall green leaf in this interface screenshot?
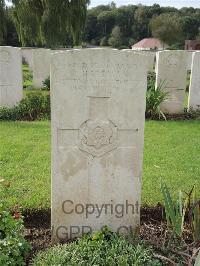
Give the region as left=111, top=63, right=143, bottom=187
left=161, top=182, right=186, bottom=236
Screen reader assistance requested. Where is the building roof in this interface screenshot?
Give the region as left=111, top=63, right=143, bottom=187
left=132, top=38, right=165, bottom=49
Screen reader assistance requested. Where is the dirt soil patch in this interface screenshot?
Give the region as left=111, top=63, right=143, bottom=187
left=23, top=205, right=200, bottom=265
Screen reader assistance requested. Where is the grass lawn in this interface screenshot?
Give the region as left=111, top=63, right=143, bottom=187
left=0, top=120, right=199, bottom=209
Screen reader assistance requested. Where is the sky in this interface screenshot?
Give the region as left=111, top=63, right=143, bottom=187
left=89, top=0, right=200, bottom=8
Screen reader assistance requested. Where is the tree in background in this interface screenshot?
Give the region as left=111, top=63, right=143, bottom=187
left=181, top=16, right=200, bottom=40
left=0, top=1, right=19, bottom=46
left=133, top=5, right=151, bottom=41
left=97, top=10, right=115, bottom=37
left=100, top=36, right=108, bottom=46
left=108, top=25, right=123, bottom=48
left=11, top=0, right=89, bottom=47
left=0, top=0, right=7, bottom=44
left=150, top=13, right=184, bottom=46
left=12, top=0, right=42, bottom=46
left=1, top=2, right=200, bottom=48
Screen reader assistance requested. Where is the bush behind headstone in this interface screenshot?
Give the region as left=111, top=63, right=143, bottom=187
left=0, top=92, right=50, bottom=121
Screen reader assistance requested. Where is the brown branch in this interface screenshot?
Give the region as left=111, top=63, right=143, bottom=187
left=188, top=247, right=200, bottom=266
left=153, top=253, right=177, bottom=265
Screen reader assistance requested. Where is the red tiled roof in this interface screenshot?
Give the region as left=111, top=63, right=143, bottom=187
left=132, top=38, right=164, bottom=49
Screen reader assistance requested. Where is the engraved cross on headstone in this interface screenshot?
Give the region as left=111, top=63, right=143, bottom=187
left=58, top=95, right=139, bottom=158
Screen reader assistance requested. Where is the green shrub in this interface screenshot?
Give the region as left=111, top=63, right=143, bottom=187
left=146, top=72, right=168, bottom=119
left=42, top=76, right=50, bottom=90
left=0, top=91, right=50, bottom=121
left=147, top=71, right=156, bottom=91
left=188, top=186, right=200, bottom=242
left=23, top=64, right=33, bottom=89
left=161, top=182, right=187, bottom=237
left=0, top=179, right=31, bottom=266
left=32, top=227, right=161, bottom=266
left=186, top=108, right=200, bottom=120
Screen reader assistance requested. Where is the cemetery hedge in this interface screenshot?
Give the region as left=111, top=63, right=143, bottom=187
left=0, top=91, right=50, bottom=121
left=0, top=120, right=199, bottom=209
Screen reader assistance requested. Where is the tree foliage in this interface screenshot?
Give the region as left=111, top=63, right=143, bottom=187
left=11, top=0, right=89, bottom=47
left=150, top=13, right=184, bottom=46
left=181, top=16, right=200, bottom=40
left=108, top=25, right=123, bottom=48
left=84, top=4, right=200, bottom=49
left=0, top=0, right=7, bottom=44
left=1, top=3, right=200, bottom=48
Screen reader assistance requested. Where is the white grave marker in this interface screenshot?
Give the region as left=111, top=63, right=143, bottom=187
left=0, top=46, right=23, bottom=107
left=51, top=49, right=149, bottom=242
left=188, top=52, right=200, bottom=110
left=32, top=48, right=51, bottom=88
left=155, top=51, right=188, bottom=114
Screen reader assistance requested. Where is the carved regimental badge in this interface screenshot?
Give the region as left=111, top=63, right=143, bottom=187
left=79, top=120, right=118, bottom=157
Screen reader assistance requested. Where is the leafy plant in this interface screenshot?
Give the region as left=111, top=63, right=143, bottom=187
left=146, top=73, right=168, bottom=120
left=32, top=227, right=161, bottom=265
left=0, top=179, right=31, bottom=265
left=0, top=91, right=50, bottom=121
left=186, top=108, right=200, bottom=120
left=42, top=76, right=50, bottom=90
left=147, top=71, right=156, bottom=91
left=23, top=64, right=33, bottom=89
left=161, top=182, right=187, bottom=237
left=188, top=186, right=200, bottom=242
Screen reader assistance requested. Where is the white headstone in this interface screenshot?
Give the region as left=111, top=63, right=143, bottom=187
left=32, top=48, right=51, bottom=88
left=21, top=47, right=33, bottom=70
left=123, top=49, right=155, bottom=71
left=51, top=49, right=149, bottom=242
left=186, top=51, right=194, bottom=70
left=0, top=46, right=23, bottom=107
left=188, top=52, right=200, bottom=110
left=155, top=51, right=188, bottom=114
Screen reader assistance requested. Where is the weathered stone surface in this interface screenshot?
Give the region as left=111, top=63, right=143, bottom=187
left=21, top=47, right=34, bottom=70
left=123, top=49, right=155, bottom=71
left=51, top=49, right=149, bottom=242
left=186, top=51, right=194, bottom=70
left=155, top=50, right=188, bottom=114
left=32, top=48, right=51, bottom=88
left=188, top=52, right=200, bottom=110
left=0, top=46, right=23, bottom=107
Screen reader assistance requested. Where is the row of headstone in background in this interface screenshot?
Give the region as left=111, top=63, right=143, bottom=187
left=27, top=48, right=199, bottom=113
left=135, top=50, right=199, bottom=113
left=22, top=47, right=69, bottom=89
left=0, top=46, right=200, bottom=112
left=155, top=50, right=189, bottom=114
left=188, top=52, right=200, bottom=110
left=0, top=46, right=23, bottom=107
left=0, top=47, right=63, bottom=108
left=22, top=48, right=51, bottom=88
